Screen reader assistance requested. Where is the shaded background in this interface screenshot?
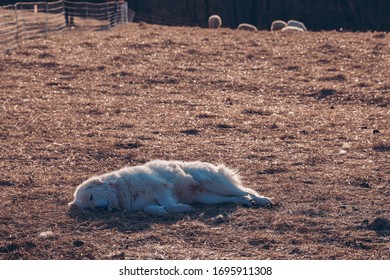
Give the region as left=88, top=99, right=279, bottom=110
left=127, top=0, right=390, bottom=31
left=2, top=0, right=390, bottom=31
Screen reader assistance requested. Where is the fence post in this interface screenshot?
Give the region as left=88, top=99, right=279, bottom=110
left=123, top=1, right=128, bottom=23
left=14, top=4, right=19, bottom=47
left=106, top=2, right=108, bottom=21
left=18, top=3, right=26, bottom=42
left=45, top=2, right=49, bottom=37
left=61, top=0, right=66, bottom=30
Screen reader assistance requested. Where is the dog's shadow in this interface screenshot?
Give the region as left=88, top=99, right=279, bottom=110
left=68, top=204, right=266, bottom=233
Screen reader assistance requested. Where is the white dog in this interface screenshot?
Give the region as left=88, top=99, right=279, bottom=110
left=69, top=160, right=272, bottom=215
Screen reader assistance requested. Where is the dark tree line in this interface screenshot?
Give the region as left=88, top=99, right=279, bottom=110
left=3, top=0, right=389, bottom=31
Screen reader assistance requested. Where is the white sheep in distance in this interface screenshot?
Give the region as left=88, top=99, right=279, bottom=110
left=271, top=20, right=287, bottom=31
left=208, top=15, right=222, bottom=29
left=238, top=23, right=257, bottom=31
left=281, top=26, right=305, bottom=32
left=287, top=20, right=307, bottom=31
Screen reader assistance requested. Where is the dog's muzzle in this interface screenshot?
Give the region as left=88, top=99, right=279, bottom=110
left=95, top=200, right=111, bottom=210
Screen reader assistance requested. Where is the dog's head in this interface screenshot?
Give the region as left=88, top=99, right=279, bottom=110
left=69, top=177, right=120, bottom=211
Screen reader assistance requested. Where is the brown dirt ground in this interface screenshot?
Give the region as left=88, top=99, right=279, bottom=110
left=0, top=23, right=389, bottom=260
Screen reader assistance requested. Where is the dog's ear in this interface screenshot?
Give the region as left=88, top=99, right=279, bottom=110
left=84, top=177, right=103, bottom=189
left=106, top=180, right=122, bottom=194
left=106, top=179, right=130, bottom=210
left=108, top=180, right=116, bottom=187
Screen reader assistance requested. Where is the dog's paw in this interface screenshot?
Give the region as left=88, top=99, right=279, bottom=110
left=252, top=196, right=273, bottom=207
left=239, top=196, right=256, bottom=207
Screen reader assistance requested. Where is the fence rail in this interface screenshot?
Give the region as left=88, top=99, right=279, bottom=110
left=0, top=0, right=134, bottom=52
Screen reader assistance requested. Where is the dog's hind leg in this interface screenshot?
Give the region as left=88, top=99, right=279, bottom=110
left=206, top=166, right=273, bottom=206
left=192, top=191, right=255, bottom=206
left=201, top=182, right=273, bottom=207
left=199, top=174, right=272, bottom=207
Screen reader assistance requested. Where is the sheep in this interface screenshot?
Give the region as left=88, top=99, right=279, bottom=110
left=287, top=20, right=307, bottom=31
left=270, top=20, right=287, bottom=31
left=208, top=15, right=222, bottom=29
left=237, top=23, right=257, bottom=31
left=281, top=26, right=305, bottom=32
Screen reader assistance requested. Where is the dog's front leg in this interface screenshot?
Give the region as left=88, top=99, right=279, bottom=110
left=144, top=205, right=169, bottom=216
left=165, top=204, right=194, bottom=213
left=148, top=182, right=195, bottom=214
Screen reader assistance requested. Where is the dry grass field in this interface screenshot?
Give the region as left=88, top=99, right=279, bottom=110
left=0, top=22, right=389, bottom=260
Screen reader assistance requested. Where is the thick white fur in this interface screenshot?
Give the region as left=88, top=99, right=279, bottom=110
left=69, top=160, right=272, bottom=215
left=287, top=20, right=307, bottom=31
